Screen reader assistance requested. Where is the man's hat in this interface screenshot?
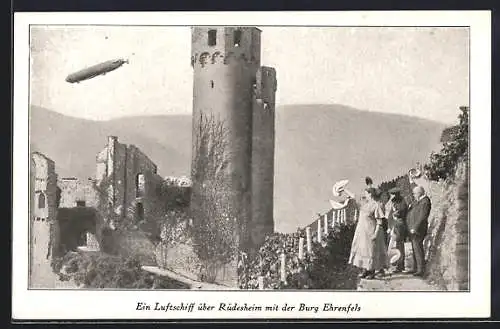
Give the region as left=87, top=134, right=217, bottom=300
left=388, top=187, right=402, bottom=194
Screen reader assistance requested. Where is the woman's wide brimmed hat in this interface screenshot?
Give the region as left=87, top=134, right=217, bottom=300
left=408, top=168, right=422, bottom=179
left=388, top=248, right=401, bottom=265
left=332, top=179, right=349, bottom=196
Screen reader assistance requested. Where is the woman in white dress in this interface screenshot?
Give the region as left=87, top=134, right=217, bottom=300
left=348, top=187, right=388, bottom=279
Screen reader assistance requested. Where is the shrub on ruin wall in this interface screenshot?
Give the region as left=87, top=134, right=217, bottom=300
left=424, top=106, right=469, bottom=182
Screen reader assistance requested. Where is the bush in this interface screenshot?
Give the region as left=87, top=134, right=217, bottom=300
left=238, top=223, right=360, bottom=290
left=424, top=106, right=469, bottom=181
left=54, top=252, right=189, bottom=289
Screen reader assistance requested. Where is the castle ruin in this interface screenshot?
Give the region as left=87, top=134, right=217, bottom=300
left=95, top=136, right=167, bottom=227
left=29, top=26, right=276, bottom=288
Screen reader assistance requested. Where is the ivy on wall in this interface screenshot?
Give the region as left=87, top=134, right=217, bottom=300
left=190, top=113, right=239, bottom=283
left=424, top=106, right=469, bottom=182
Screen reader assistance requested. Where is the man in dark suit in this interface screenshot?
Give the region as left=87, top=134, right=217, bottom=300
left=405, top=185, right=431, bottom=277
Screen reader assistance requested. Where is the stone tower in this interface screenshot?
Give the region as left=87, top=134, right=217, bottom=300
left=190, top=26, right=276, bottom=252
left=251, top=66, right=277, bottom=247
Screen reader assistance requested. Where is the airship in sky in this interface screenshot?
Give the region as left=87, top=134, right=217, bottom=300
left=65, top=58, right=129, bottom=83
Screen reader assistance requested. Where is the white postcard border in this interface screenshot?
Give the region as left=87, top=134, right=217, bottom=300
left=13, top=10, right=491, bottom=320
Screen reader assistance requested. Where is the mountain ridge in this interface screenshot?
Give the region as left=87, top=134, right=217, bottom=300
left=30, top=104, right=446, bottom=232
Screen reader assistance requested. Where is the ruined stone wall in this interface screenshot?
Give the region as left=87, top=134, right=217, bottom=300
left=30, top=152, right=61, bottom=288
left=96, top=137, right=165, bottom=227
left=113, top=141, right=128, bottom=218
left=123, top=145, right=162, bottom=224
left=94, top=137, right=175, bottom=264
left=58, top=178, right=99, bottom=208
left=96, top=148, right=108, bottom=185
left=424, top=158, right=469, bottom=290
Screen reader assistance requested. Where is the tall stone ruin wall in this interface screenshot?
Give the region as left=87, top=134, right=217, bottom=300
left=30, top=152, right=68, bottom=288
left=424, top=158, right=469, bottom=290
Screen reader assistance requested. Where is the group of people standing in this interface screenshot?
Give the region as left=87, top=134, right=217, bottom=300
left=348, top=177, right=432, bottom=280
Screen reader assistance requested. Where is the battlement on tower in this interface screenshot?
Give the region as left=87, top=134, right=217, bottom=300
left=191, top=26, right=261, bottom=67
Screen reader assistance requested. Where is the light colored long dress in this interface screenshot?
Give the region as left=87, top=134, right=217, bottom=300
left=348, top=200, right=388, bottom=271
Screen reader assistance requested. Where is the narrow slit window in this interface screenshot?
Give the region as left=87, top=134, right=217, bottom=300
left=208, top=30, right=217, bottom=46
left=136, top=173, right=145, bottom=198
left=38, top=192, right=46, bottom=209
left=210, top=80, right=214, bottom=89
left=234, top=30, right=242, bottom=47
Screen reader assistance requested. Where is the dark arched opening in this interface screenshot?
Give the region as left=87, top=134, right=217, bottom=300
left=234, top=29, right=242, bottom=47
left=136, top=202, right=144, bottom=222
left=38, top=192, right=46, bottom=209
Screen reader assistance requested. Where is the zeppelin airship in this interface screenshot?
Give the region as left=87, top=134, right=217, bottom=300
left=65, top=58, right=129, bottom=83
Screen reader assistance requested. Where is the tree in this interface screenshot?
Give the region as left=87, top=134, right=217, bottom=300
left=424, top=106, right=469, bottom=181
left=190, top=113, right=239, bottom=283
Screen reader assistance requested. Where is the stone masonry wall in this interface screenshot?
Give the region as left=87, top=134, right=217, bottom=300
left=424, top=159, right=469, bottom=290
left=30, top=152, right=61, bottom=288
left=250, top=66, right=277, bottom=248
left=58, top=178, right=99, bottom=208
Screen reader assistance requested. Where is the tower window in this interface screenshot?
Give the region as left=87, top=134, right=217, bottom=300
left=210, top=80, right=214, bottom=88
left=136, top=173, right=145, bottom=198
left=234, top=30, right=242, bottom=47
left=38, top=192, right=46, bottom=209
left=136, top=202, right=144, bottom=222
left=208, top=30, right=217, bottom=46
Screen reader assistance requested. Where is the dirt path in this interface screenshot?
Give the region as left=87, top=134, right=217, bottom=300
left=357, top=272, right=444, bottom=291
left=357, top=242, right=444, bottom=291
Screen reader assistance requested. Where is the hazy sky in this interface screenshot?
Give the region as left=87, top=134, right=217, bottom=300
left=30, top=26, right=469, bottom=124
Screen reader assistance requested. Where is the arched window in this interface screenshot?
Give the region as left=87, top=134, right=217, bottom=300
left=38, top=192, right=46, bottom=209
left=136, top=202, right=144, bottom=222
left=136, top=173, right=145, bottom=198
left=208, top=29, right=217, bottom=46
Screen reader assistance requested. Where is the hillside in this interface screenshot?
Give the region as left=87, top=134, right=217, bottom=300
left=30, top=104, right=446, bottom=232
